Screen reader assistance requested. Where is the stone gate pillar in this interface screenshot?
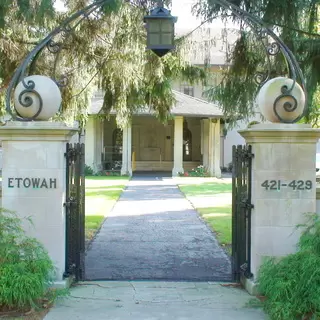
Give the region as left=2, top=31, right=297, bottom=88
left=239, top=123, right=320, bottom=293
left=0, top=121, right=78, bottom=283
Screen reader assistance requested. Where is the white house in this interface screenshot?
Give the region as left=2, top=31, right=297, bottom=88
left=85, top=89, right=224, bottom=177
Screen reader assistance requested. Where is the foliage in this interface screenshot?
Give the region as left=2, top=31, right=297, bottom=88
left=179, top=165, right=210, bottom=177
left=258, top=213, right=320, bottom=320
left=221, top=162, right=233, bottom=173
left=84, top=164, right=94, bottom=176
left=194, top=0, right=320, bottom=126
left=0, top=209, right=55, bottom=311
left=0, top=0, right=207, bottom=127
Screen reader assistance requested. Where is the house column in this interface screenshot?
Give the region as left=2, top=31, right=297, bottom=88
left=172, top=116, right=184, bottom=176
left=208, top=119, right=222, bottom=178
left=84, top=117, right=95, bottom=170
left=95, top=118, right=104, bottom=172
left=200, top=119, right=204, bottom=157
left=202, top=119, right=209, bottom=168
left=121, top=123, right=132, bottom=176
left=208, top=119, right=214, bottom=176
left=214, top=119, right=222, bottom=178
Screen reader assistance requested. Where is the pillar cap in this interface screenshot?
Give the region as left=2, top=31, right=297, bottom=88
left=0, top=121, right=78, bottom=141
left=239, top=123, right=320, bottom=144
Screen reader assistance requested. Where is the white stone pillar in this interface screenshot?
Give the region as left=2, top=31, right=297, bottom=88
left=0, top=121, right=78, bottom=282
left=172, top=116, right=184, bottom=176
left=239, top=123, right=320, bottom=292
left=202, top=119, right=209, bottom=168
left=121, top=123, right=132, bottom=176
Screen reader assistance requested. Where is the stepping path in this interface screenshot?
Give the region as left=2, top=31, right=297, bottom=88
left=85, top=176, right=231, bottom=281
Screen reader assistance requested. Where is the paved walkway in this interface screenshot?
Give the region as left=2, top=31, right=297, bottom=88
left=85, top=176, right=231, bottom=281
left=45, top=281, right=267, bottom=320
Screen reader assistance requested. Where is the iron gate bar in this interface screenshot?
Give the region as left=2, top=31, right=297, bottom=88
left=246, top=145, right=253, bottom=279
left=232, top=144, right=254, bottom=282
left=64, top=143, right=71, bottom=278
left=231, top=145, right=237, bottom=280
left=79, top=143, right=86, bottom=280
left=64, top=143, right=86, bottom=281
left=74, top=143, right=81, bottom=281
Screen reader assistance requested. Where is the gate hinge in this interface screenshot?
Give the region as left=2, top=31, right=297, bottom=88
left=65, top=147, right=80, bottom=162
left=239, top=199, right=254, bottom=209
left=246, top=151, right=254, bottom=158
left=64, top=196, right=77, bottom=208
left=240, top=263, right=253, bottom=279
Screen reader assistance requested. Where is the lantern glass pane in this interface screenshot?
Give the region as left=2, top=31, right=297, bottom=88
left=149, top=33, right=161, bottom=46
left=161, top=20, right=173, bottom=32
left=161, top=33, right=173, bottom=45
left=148, top=20, right=161, bottom=32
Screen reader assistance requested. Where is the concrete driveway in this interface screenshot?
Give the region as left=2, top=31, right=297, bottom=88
left=85, top=176, right=231, bottom=281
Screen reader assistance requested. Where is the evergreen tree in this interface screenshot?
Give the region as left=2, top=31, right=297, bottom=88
left=0, top=0, right=206, bottom=127
left=193, top=0, right=320, bottom=126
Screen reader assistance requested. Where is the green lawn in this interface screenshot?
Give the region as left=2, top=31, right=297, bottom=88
left=179, top=181, right=232, bottom=254
left=85, top=176, right=129, bottom=241
left=179, top=182, right=232, bottom=197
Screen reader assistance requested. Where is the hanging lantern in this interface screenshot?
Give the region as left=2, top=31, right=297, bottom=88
left=144, top=3, right=178, bottom=58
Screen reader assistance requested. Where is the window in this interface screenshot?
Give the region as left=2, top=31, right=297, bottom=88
left=180, top=83, right=194, bottom=97
left=183, top=121, right=192, bottom=161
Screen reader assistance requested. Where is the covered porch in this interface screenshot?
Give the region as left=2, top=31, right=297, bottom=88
left=85, top=90, right=224, bottom=177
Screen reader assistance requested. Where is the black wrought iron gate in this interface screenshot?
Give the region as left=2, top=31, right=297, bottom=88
left=64, top=143, right=85, bottom=281
left=232, top=144, right=254, bottom=282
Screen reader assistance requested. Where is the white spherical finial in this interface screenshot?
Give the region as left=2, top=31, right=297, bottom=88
left=13, top=75, right=62, bottom=121
left=256, top=77, right=306, bottom=123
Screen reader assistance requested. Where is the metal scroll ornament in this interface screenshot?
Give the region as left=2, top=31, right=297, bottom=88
left=5, top=0, right=307, bottom=123
left=18, top=79, right=43, bottom=117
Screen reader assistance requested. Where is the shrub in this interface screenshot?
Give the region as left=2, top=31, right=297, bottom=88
left=0, top=209, right=55, bottom=311
left=258, top=213, right=320, bottom=320
left=178, top=165, right=210, bottom=177
left=84, top=164, right=94, bottom=176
